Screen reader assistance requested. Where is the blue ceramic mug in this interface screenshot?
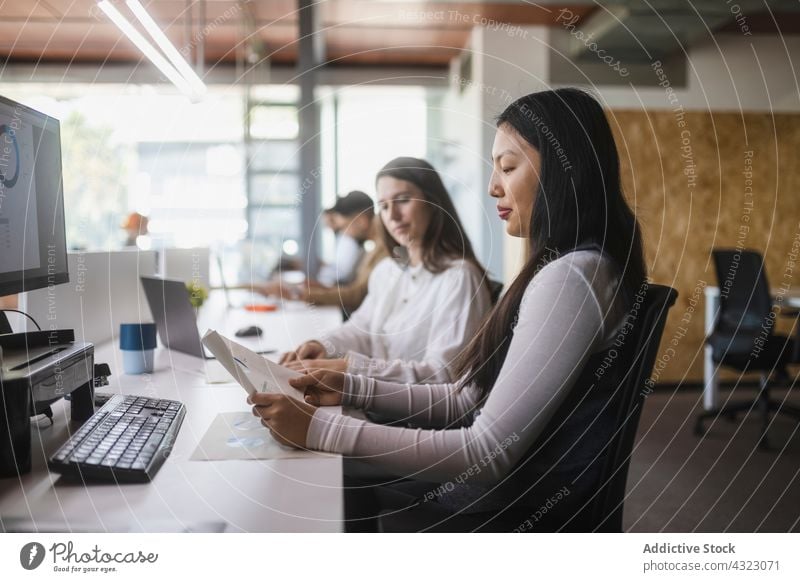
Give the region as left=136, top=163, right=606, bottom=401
left=119, top=323, right=157, bottom=374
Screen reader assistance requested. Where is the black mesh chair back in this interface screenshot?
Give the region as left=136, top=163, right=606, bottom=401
left=713, top=249, right=773, bottom=340
left=708, top=249, right=788, bottom=368
left=581, top=284, right=678, bottom=531
left=488, top=279, right=504, bottom=305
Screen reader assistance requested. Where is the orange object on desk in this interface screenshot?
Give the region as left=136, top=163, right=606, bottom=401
left=244, top=303, right=278, bottom=312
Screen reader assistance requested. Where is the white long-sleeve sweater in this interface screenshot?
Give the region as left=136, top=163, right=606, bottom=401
left=308, top=251, right=628, bottom=485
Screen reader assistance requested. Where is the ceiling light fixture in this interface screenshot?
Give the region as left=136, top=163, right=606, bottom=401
left=125, top=0, right=206, bottom=98
left=97, top=0, right=206, bottom=102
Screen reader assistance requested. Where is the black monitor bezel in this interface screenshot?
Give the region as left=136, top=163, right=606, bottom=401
left=0, top=93, right=69, bottom=297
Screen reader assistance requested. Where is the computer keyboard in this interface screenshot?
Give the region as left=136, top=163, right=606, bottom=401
left=48, top=395, right=186, bottom=483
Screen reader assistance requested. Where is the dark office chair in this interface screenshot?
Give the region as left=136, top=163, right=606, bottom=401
left=374, top=284, right=677, bottom=532
left=695, top=249, right=800, bottom=449
left=562, top=284, right=678, bottom=532
left=554, top=283, right=677, bottom=532
left=488, top=279, right=504, bottom=305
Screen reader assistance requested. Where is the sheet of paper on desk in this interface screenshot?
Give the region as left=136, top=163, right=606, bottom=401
left=201, top=329, right=303, bottom=400
left=202, top=359, right=235, bottom=384
left=191, top=412, right=335, bottom=461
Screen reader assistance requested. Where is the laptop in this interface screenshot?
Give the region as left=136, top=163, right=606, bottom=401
left=140, top=276, right=273, bottom=359
left=141, top=276, right=216, bottom=359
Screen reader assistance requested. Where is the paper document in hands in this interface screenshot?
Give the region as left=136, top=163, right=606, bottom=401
left=201, top=330, right=303, bottom=400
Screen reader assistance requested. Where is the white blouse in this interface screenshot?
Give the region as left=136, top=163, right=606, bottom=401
left=320, top=257, right=491, bottom=383
left=308, top=251, right=628, bottom=483
left=316, top=233, right=364, bottom=287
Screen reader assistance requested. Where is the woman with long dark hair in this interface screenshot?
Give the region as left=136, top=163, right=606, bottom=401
left=281, top=157, right=491, bottom=384
left=252, top=88, right=647, bottom=530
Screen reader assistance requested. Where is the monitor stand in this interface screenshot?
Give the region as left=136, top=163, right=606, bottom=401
left=0, top=313, right=76, bottom=351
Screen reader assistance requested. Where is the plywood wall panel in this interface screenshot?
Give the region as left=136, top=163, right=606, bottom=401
left=608, top=109, right=800, bottom=383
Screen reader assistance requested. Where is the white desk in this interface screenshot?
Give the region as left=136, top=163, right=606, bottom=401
left=703, top=286, right=800, bottom=410
left=0, top=297, right=344, bottom=532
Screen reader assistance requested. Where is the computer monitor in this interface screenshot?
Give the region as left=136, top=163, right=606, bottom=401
left=0, top=95, right=68, bottom=302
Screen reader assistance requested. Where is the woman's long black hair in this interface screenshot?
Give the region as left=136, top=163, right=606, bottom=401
left=455, top=88, right=647, bottom=399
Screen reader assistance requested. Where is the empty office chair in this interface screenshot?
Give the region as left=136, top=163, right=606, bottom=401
left=375, top=284, right=677, bottom=532
left=695, top=249, right=800, bottom=449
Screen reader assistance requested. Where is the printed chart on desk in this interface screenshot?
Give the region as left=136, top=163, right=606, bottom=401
left=0, top=112, right=40, bottom=274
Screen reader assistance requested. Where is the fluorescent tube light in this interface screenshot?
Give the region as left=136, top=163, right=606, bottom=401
left=125, top=0, right=206, bottom=98
left=97, top=1, right=202, bottom=102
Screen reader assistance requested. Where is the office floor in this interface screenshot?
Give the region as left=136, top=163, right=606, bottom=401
left=625, top=386, right=800, bottom=532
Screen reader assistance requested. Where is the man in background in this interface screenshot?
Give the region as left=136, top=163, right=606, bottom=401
left=316, top=191, right=374, bottom=287
left=258, top=191, right=387, bottom=315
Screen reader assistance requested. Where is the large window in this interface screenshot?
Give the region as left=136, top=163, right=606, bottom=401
left=245, top=84, right=301, bottom=267
left=0, top=82, right=437, bottom=271
left=328, top=85, right=428, bottom=196
left=0, top=83, right=248, bottom=252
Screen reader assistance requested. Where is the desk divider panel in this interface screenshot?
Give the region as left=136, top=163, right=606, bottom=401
left=159, top=247, right=210, bottom=290
left=20, top=249, right=157, bottom=345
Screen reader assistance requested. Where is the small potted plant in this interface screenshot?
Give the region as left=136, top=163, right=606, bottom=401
left=186, top=281, right=209, bottom=309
